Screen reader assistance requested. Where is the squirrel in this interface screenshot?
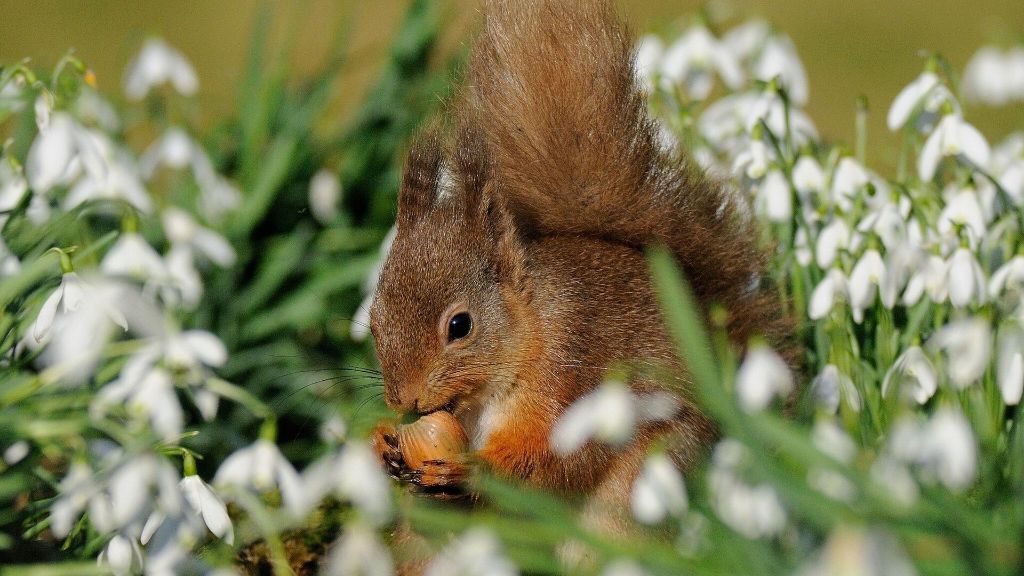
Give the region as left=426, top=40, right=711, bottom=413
left=368, top=0, right=792, bottom=541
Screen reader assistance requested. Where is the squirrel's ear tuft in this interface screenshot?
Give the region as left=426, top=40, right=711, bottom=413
left=480, top=191, right=530, bottom=295
left=397, top=127, right=443, bottom=226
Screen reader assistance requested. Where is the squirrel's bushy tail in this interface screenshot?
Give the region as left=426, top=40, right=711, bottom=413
left=464, top=0, right=793, bottom=352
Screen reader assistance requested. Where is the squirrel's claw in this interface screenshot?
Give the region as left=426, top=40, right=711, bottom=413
left=371, top=423, right=407, bottom=481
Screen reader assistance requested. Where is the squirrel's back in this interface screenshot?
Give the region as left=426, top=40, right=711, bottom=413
left=461, top=0, right=791, bottom=351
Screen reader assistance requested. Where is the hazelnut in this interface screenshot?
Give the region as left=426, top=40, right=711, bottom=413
left=398, top=411, right=468, bottom=470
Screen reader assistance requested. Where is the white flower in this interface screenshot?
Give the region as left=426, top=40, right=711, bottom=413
left=938, top=188, right=988, bottom=249
left=792, top=155, right=825, bottom=198
left=808, top=421, right=857, bottom=502
left=602, top=559, right=651, bottom=576
left=798, top=526, right=916, bottom=576
left=26, top=113, right=105, bottom=194
left=303, top=441, right=391, bottom=525
left=808, top=268, right=849, bottom=320
left=425, top=528, right=518, bottom=576
left=945, top=247, right=986, bottom=308
left=997, top=322, right=1024, bottom=405
left=795, top=227, right=812, bottom=266
left=144, top=475, right=233, bottom=545
left=309, top=169, right=342, bottom=225
left=753, top=169, right=791, bottom=222
left=708, top=440, right=786, bottom=539
left=98, top=534, right=144, bottom=576
left=752, top=35, right=808, bottom=105
left=928, top=319, right=992, bottom=389
left=101, top=232, right=168, bottom=283
left=810, top=364, right=861, bottom=413
left=4, top=441, right=29, bottom=465
left=32, top=272, right=127, bottom=343
left=830, top=157, right=870, bottom=212
left=162, top=207, right=236, bottom=267
left=732, top=139, right=772, bottom=180
left=214, top=439, right=305, bottom=517
left=849, top=249, right=888, bottom=322
left=61, top=133, right=152, bottom=213
left=93, top=366, right=183, bottom=441
left=325, top=522, right=395, bottom=576
left=140, top=128, right=196, bottom=174
left=164, top=246, right=203, bottom=309
left=990, top=256, right=1024, bottom=301
left=734, top=344, right=792, bottom=412
left=320, top=415, right=348, bottom=444
left=124, top=38, right=198, bottom=100
left=882, top=347, right=938, bottom=404
left=918, top=114, right=990, bottom=181
left=723, top=20, right=769, bottom=61
left=902, top=254, right=948, bottom=306
left=661, top=26, right=744, bottom=100
left=887, top=71, right=956, bottom=132
left=631, top=453, right=687, bottom=524
left=815, top=219, right=851, bottom=268
left=963, top=46, right=1024, bottom=106
left=889, top=408, right=977, bottom=491
left=550, top=380, right=679, bottom=455
left=633, top=34, right=665, bottom=92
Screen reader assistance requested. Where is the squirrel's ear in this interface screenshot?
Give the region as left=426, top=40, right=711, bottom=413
left=481, top=190, right=530, bottom=294
left=397, top=128, right=443, bottom=227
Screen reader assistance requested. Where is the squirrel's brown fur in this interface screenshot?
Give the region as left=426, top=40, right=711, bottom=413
left=369, top=0, right=793, bottom=546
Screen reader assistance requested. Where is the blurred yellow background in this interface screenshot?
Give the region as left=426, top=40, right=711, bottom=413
left=2, top=0, right=1022, bottom=168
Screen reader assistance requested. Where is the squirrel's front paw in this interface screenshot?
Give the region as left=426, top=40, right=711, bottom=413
left=408, top=457, right=467, bottom=491
left=371, top=423, right=407, bottom=480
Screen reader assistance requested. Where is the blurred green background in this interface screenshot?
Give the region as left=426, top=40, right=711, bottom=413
left=2, top=0, right=1022, bottom=169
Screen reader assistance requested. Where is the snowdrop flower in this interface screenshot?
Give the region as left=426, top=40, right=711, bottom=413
left=93, top=365, right=183, bottom=441
left=963, top=46, right=1024, bottom=106
left=140, top=128, right=196, bottom=175
left=889, top=408, right=977, bottom=491
left=752, top=170, right=791, bottom=222
left=309, top=169, right=342, bottom=225
left=708, top=440, right=786, bottom=539
left=214, top=439, right=305, bottom=516
left=807, top=421, right=857, bottom=503
left=124, top=38, right=198, bottom=100
left=794, top=228, right=812, bottom=266
left=997, top=322, right=1024, bottom=405
left=945, top=247, right=986, bottom=308
left=631, top=453, right=687, bottom=524
left=734, top=344, right=792, bottom=412
left=602, top=559, right=651, bottom=576
left=49, top=461, right=96, bottom=538
left=830, top=157, right=870, bottom=212
left=633, top=34, right=664, bottom=92
left=849, top=249, right=888, bottom=322
left=732, top=138, right=772, bottom=181
left=752, top=35, right=809, bottom=105
left=98, top=534, right=144, bottom=576
left=325, top=522, right=395, bottom=576
left=808, top=268, right=849, bottom=320
left=927, top=319, right=992, bottom=389
left=989, top=255, right=1024, bottom=302
left=4, top=441, right=29, bottom=465
left=744, top=89, right=818, bottom=146
left=858, top=202, right=908, bottom=253
left=938, top=188, right=987, bottom=248
left=32, top=272, right=128, bottom=343
left=26, top=113, right=105, bottom=194
left=815, top=219, right=851, bottom=268
left=887, top=71, right=957, bottom=132
left=143, top=474, right=233, bottom=546
left=882, top=347, right=938, bottom=404
left=797, top=526, right=916, bottom=576
left=425, top=528, right=518, bottom=576
left=792, top=155, right=825, bottom=199
left=102, top=232, right=168, bottom=283
left=810, top=364, right=861, bottom=413
left=319, top=415, right=348, bottom=445
left=141, top=130, right=240, bottom=221
left=723, top=20, right=769, bottom=61
left=303, top=441, right=391, bottom=525
left=918, top=114, right=990, bottom=181
left=699, top=92, right=760, bottom=151
left=550, top=380, right=680, bottom=455
left=162, top=207, right=236, bottom=267
left=661, top=25, right=744, bottom=100
left=902, top=254, right=948, bottom=306
left=62, top=135, right=152, bottom=213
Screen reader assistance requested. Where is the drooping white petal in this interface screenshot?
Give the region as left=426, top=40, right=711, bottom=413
left=808, top=269, right=848, bottom=320
left=887, top=72, right=940, bottom=131
left=735, top=345, right=793, bottom=412
left=882, top=346, right=938, bottom=404
left=32, top=279, right=65, bottom=342
left=631, top=453, right=687, bottom=524
left=928, top=319, right=992, bottom=389
left=946, top=248, right=986, bottom=308
left=997, top=323, right=1024, bottom=405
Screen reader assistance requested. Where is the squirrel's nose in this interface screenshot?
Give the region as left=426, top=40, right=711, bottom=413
left=384, top=380, right=419, bottom=414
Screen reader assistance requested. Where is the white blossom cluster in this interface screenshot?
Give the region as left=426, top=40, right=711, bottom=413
left=541, top=18, right=1024, bottom=574
left=0, top=39, right=388, bottom=575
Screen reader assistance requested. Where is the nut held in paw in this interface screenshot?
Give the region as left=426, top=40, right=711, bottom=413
left=398, top=411, right=468, bottom=470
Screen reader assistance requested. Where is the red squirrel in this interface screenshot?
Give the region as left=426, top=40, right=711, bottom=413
left=368, top=0, right=792, bottom=529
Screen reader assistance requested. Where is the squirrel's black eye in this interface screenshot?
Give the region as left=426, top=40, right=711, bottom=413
left=447, top=312, right=473, bottom=342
